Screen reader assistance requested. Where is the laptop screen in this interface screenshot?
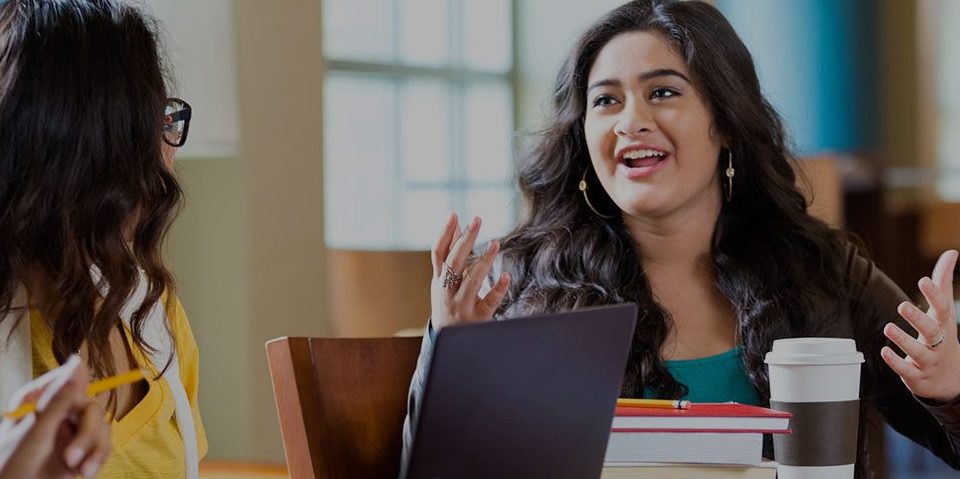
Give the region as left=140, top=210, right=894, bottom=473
left=406, top=303, right=638, bottom=479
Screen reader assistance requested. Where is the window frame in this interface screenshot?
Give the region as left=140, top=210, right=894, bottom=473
left=321, top=0, right=519, bottom=250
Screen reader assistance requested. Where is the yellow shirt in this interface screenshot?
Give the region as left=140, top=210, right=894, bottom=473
left=30, top=295, right=208, bottom=479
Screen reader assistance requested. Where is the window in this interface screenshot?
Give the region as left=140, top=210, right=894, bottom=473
left=322, top=0, right=516, bottom=249
left=935, top=0, right=960, bottom=199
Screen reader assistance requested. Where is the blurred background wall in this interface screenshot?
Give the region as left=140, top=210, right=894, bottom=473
left=141, top=0, right=960, bottom=476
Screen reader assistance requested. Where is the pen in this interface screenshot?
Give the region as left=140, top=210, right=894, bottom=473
left=3, top=369, right=146, bottom=420
left=617, top=398, right=691, bottom=409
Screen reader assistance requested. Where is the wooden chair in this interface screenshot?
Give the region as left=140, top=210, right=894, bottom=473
left=266, top=336, right=423, bottom=479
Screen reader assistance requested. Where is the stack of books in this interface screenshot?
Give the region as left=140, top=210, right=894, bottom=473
left=601, top=400, right=790, bottom=478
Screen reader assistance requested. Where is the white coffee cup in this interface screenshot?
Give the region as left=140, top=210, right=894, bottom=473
left=765, top=338, right=864, bottom=479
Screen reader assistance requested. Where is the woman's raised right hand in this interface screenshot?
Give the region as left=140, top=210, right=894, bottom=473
left=430, top=213, right=511, bottom=331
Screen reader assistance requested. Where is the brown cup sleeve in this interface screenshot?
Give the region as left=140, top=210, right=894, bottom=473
left=771, top=400, right=860, bottom=467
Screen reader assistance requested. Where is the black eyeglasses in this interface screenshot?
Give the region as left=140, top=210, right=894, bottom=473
left=162, top=97, right=192, bottom=148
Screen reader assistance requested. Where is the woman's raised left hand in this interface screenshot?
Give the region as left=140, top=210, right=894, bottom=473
left=0, top=356, right=111, bottom=479
left=881, top=250, right=960, bottom=403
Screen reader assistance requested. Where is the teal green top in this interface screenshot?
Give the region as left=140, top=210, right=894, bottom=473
left=646, top=347, right=761, bottom=405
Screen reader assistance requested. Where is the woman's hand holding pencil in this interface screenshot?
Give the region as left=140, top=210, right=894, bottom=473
left=3, top=368, right=145, bottom=420
left=0, top=355, right=112, bottom=479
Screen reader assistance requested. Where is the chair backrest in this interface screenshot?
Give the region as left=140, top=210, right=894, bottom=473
left=266, top=336, right=423, bottom=479
left=795, top=155, right=843, bottom=227
left=326, top=250, right=432, bottom=337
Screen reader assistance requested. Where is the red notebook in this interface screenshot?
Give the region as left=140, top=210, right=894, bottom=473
left=611, top=402, right=791, bottom=433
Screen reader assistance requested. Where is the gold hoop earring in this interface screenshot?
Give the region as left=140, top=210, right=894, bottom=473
left=579, top=169, right=616, bottom=219
left=725, top=149, right=735, bottom=202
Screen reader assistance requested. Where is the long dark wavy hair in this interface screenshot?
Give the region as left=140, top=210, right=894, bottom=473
left=497, top=0, right=856, bottom=401
left=0, top=0, right=181, bottom=397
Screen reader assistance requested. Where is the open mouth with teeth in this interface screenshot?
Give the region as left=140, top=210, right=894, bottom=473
left=621, top=149, right=668, bottom=168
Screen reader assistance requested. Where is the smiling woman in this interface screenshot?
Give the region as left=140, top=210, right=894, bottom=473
left=584, top=31, right=723, bottom=220
left=400, top=0, right=960, bottom=476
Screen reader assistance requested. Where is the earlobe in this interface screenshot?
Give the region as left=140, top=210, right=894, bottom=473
left=161, top=143, right=176, bottom=170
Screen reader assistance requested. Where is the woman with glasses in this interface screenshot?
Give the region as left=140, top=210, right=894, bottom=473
left=0, top=1, right=205, bottom=478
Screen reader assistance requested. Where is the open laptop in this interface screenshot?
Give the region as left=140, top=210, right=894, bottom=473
left=405, top=303, right=638, bottom=479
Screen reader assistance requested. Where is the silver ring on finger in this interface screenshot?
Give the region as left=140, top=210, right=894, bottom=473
left=441, top=262, right=464, bottom=290
left=922, top=329, right=946, bottom=349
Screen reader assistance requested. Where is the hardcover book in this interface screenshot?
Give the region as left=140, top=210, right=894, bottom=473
left=611, top=402, right=791, bottom=433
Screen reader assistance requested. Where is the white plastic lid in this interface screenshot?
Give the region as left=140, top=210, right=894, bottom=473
left=764, top=337, right=865, bottom=365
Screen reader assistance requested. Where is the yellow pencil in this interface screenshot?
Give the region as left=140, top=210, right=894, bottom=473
left=617, top=398, right=691, bottom=409
left=3, top=369, right=145, bottom=420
